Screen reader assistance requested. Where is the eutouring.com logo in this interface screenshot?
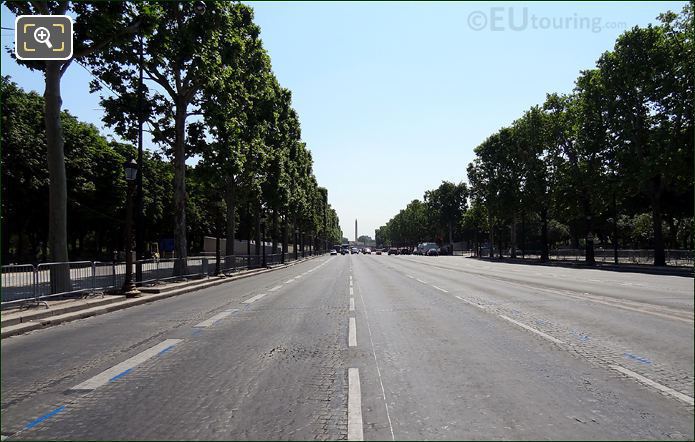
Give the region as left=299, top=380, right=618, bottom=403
left=467, top=7, right=626, bottom=33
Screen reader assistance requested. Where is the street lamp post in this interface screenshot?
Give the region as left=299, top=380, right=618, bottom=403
left=301, top=232, right=305, bottom=258
left=122, top=159, right=141, bottom=297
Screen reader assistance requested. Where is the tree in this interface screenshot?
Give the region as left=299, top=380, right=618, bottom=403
left=90, top=1, right=248, bottom=271
left=424, top=181, right=468, bottom=253
left=4, top=2, right=144, bottom=284
left=597, top=6, right=693, bottom=265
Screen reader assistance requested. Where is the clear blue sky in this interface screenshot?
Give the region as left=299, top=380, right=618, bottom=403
left=1, top=1, right=685, bottom=241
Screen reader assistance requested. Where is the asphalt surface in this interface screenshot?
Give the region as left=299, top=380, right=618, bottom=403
left=1, top=254, right=693, bottom=440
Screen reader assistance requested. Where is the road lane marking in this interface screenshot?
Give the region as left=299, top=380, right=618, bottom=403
left=356, top=291, right=396, bottom=440
left=285, top=278, right=295, bottom=283
left=349, top=287, right=354, bottom=295
left=498, top=315, right=564, bottom=344
left=348, top=368, right=364, bottom=441
left=349, top=298, right=355, bottom=311
left=610, top=365, right=694, bottom=405
left=242, top=293, right=267, bottom=304
left=559, top=291, right=693, bottom=324
left=268, top=285, right=282, bottom=292
left=194, top=309, right=238, bottom=327
left=415, top=278, right=427, bottom=284
left=70, top=339, right=182, bottom=391
left=455, top=295, right=486, bottom=310
left=349, top=317, right=357, bottom=347
left=432, top=285, right=448, bottom=293
left=24, top=405, right=66, bottom=430
left=406, top=274, right=414, bottom=279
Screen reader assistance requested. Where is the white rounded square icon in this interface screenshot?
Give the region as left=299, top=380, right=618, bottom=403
left=15, top=15, right=74, bottom=61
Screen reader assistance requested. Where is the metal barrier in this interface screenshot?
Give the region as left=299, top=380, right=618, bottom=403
left=1, top=252, right=324, bottom=307
left=35, top=261, right=93, bottom=299
left=1, top=264, right=37, bottom=304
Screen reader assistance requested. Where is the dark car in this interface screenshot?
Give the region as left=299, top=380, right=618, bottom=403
left=426, top=248, right=439, bottom=256
left=388, top=248, right=399, bottom=255
left=399, top=247, right=411, bottom=255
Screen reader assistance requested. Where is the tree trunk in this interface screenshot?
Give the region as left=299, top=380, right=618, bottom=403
left=448, top=221, right=453, bottom=256
left=521, top=209, right=526, bottom=258
left=45, top=61, right=71, bottom=292
left=510, top=214, right=517, bottom=258
left=540, top=207, right=549, bottom=262
left=488, top=215, right=494, bottom=259
left=224, top=179, right=236, bottom=256
left=282, top=216, right=288, bottom=254
left=255, top=206, right=261, bottom=257
left=272, top=210, right=279, bottom=254
left=173, top=99, right=188, bottom=275
left=650, top=178, right=666, bottom=266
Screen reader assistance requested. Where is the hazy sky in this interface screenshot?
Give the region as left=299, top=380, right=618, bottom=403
left=1, top=1, right=685, bottom=240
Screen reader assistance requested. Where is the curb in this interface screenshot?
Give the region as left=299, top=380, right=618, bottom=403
left=1, top=256, right=318, bottom=339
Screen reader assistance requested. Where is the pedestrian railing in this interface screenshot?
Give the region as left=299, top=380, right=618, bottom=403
left=1, top=252, right=327, bottom=308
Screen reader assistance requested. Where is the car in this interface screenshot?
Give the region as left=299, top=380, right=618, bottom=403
left=330, top=249, right=337, bottom=256
left=375, top=250, right=382, bottom=255
left=351, top=247, right=359, bottom=254
left=426, top=248, right=439, bottom=256
left=363, top=248, right=371, bottom=254
left=399, top=247, right=411, bottom=255
left=388, top=248, right=398, bottom=255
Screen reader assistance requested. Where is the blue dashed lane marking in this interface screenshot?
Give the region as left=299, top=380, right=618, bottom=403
left=109, top=368, right=133, bottom=382
left=24, top=405, right=65, bottom=429
left=624, top=352, right=652, bottom=364
left=158, top=345, right=176, bottom=355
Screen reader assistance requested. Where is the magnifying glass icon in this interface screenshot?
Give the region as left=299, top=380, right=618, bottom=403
left=33, top=26, right=53, bottom=49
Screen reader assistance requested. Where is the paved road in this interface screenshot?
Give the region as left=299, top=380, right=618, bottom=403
left=1, top=255, right=692, bottom=440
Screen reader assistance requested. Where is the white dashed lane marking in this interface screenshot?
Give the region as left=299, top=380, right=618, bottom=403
left=268, top=285, right=282, bottom=292
left=610, top=365, right=694, bottom=406
left=193, top=309, right=238, bottom=327
left=432, top=285, right=448, bottom=293
left=349, top=298, right=355, bottom=311
left=455, top=295, right=486, bottom=310
left=242, top=293, right=267, bottom=304
left=348, top=317, right=357, bottom=347
left=498, top=315, right=565, bottom=345
left=349, top=287, right=354, bottom=296
left=347, top=368, right=364, bottom=441
left=70, top=339, right=182, bottom=391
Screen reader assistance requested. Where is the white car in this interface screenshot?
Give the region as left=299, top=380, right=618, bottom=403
left=330, top=249, right=338, bottom=256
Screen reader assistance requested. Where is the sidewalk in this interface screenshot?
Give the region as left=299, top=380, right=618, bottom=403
left=1, top=256, right=317, bottom=339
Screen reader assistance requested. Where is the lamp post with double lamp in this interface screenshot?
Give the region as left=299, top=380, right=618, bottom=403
left=122, top=159, right=141, bottom=297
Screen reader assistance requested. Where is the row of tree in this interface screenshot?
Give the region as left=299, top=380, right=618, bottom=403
left=377, top=6, right=693, bottom=266
left=3, top=1, right=342, bottom=266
